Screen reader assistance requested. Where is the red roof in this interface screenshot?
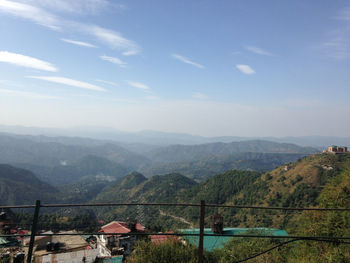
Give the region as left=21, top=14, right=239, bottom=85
left=10, top=229, right=29, bottom=240
left=151, top=231, right=180, bottom=244
left=100, top=221, right=145, bottom=237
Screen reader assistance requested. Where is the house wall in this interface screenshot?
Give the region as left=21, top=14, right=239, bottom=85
left=36, top=248, right=100, bottom=263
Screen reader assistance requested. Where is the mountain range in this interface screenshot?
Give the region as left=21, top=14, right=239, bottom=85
left=1, top=124, right=350, bottom=147
left=0, top=132, right=318, bottom=184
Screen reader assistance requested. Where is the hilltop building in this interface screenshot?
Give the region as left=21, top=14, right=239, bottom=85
left=327, top=146, right=348, bottom=154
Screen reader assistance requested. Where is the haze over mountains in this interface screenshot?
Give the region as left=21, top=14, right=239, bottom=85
left=0, top=124, right=345, bottom=208
left=0, top=129, right=318, bottom=185
left=1, top=124, right=350, bottom=148
left=1, top=125, right=350, bottom=261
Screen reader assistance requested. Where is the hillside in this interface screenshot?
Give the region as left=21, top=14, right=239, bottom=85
left=0, top=164, right=57, bottom=205
left=140, top=152, right=307, bottom=181
left=95, top=172, right=196, bottom=203
left=89, top=153, right=350, bottom=233
left=93, top=172, right=198, bottom=229
left=32, top=155, right=129, bottom=186
left=210, top=153, right=350, bottom=229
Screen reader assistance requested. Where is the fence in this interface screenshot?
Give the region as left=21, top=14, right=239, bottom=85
left=1, top=200, right=350, bottom=263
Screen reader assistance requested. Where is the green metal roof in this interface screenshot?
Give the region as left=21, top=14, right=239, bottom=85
left=180, top=228, right=288, bottom=251
left=0, top=237, right=18, bottom=247
left=102, top=256, right=124, bottom=263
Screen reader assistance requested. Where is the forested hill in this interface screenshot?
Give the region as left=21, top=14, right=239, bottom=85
left=173, top=152, right=350, bottom=230
left=94, top=172, right=197, bottom=204
left=0, top=164, right=58, bottom=205
left=139, top=152, right=308, bottom=181
left=147, top=140, right=318, bottom=163
left=87, top=153, right=350, bottom=234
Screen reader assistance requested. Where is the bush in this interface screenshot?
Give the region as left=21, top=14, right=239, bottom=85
left=126, top=240, right=217, bottom=263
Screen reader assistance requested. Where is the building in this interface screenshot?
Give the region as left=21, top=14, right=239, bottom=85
left=99, top=221, right=145, bottom=256
left=150, top=231, right=181, bottom=245
left=180, top=227, right=288, bottom=251
left=327, top=146, right=348, bottom=154
left=27, top=230, right=111, bottom=263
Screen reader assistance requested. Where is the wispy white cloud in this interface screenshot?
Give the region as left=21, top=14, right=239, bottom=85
left=0, top=51, right=58, bottom=72
left=0, top=0, right=60, bottom=30
left=126, top=81, right=150, bottom=91
left=192, top=92, right=208, bottom=100
left=20, top=0, right=110, bottom=15
left=79, top=25, right=140, bottom=55
left=60, top=38, right=97, bottom=48
left=171, top=54, right=204, bottom=69
left=321, top=7, right=350, bottom=60
left=335, top=6, right=350, bottom=21
left=95, top=79, right=118, bottom=86
left=236, top=64, right=255, bottom=75
left=28, top=76, right=106, bottom=91
left=0, top=1, right=140, bottom=54
left=323, top=37, right=350, bottom=60
left=0, top=88, right=58, bottom=99
left=122, top=50, right=139, bottom=56
left=100, top=55, right=127, bottom=67
left=245, top=46, right=272, bottom=56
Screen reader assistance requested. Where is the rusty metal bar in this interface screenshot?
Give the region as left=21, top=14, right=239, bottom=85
left=198, top=200, right=205, bottom=263
left=27, top=200, right=40, bottom=263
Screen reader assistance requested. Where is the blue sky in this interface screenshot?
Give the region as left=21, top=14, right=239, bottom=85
left=0, top=0, right=349, bottom=137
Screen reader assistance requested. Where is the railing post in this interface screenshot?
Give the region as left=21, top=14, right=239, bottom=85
left=27, top=200, right=40, bottom=263
left=198, top=200, right=205, bottom=263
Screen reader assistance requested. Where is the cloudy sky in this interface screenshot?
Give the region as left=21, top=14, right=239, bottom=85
left=0, top=0, right=349, bottom=137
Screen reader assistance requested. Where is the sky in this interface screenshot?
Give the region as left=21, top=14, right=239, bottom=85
left=0, top=0, right=350, bottom=137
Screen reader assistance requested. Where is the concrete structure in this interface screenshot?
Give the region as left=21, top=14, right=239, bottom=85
left=99, top=221, right=145, bottom=256
left=36, top=248, right=100, bottom=263
left=29, top=231, right=111, bottom=263
left=327, top=146, right=348, bottom=154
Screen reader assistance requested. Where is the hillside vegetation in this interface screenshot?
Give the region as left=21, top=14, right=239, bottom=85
left=4, top=152, right=350, bottom=262
left=0, top=164, right=57, bottom=205
left=125, top=153, right=350, bottom=263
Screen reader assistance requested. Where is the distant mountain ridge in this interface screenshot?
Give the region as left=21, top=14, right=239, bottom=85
left=0, top=133, right=150, bottom=168
left=1, top=125, right=350, bottom=147
left=0, top=132, right=319, bottom=185
left=147, top=140, right=318, bottom=163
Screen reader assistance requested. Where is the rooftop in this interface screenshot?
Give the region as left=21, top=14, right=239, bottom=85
left=180, top=227, right=288, bottom=251
left=100, top=221, right=145, bottom=237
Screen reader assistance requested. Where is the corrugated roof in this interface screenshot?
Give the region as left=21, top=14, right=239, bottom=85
left=102, top=256, right=124, bottom=263
left=100, top=221, right=145, bottom=237
left=0, top=237, right=18, bottom=247
left=180, top=228, right=288, bottom=251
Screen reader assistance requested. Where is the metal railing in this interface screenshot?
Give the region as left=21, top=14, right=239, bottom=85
left=1, top=200, right=350, bottom=263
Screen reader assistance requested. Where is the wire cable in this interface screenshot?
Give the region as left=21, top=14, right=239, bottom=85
left=233, top=238, right=300, bottom=263
left=233, top=238, right=350, bottom=263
